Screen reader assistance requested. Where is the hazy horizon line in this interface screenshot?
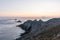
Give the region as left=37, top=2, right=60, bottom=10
left=0, top=16, right=60, bottom=18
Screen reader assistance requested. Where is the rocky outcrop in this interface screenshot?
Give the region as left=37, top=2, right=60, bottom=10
left=16, top=18, right=60, bottom=40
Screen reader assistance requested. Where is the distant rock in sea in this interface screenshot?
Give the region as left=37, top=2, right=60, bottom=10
left=17, top=20, right=21, bottom=23
left=14, top=19, right=21, bottom=23
left=16, top=18, right=60, bottom=40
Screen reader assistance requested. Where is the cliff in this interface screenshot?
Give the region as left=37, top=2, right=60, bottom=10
left=16, top=18, right=60, bottom=40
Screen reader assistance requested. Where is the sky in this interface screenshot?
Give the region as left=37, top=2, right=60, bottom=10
left=0, top=0, right=60, bottom=18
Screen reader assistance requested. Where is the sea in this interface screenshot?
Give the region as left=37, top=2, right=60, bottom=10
left=0, top=17, right=51, bottom=40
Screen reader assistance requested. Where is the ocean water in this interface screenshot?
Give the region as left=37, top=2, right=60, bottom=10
left=0, top=17, right=25, bottom=40
left=0, top=17, right=51, bottom=40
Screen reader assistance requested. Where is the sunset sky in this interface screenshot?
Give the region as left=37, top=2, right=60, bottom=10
left=0, top=0, right=60, bottom=18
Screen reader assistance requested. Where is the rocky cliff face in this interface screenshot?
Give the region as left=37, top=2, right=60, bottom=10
left=16, top=18, right=60, bottom=40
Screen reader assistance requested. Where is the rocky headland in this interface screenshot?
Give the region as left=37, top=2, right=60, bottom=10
left=16, top=18, right=60, bottom=40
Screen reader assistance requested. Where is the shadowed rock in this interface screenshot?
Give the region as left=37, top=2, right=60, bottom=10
left=17, top=20, right=21, bottom=23
left=17, top=20, right=32, bottom=31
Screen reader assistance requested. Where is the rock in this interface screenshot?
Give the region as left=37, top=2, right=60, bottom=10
left=17, top=20, right=21, bottom=23
left=16, top=18, right=60, bottom=40
left=18, top=20, right=32, bottom=31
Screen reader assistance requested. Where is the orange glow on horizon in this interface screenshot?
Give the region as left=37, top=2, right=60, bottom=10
left=0, top=12, right=60, bottom=18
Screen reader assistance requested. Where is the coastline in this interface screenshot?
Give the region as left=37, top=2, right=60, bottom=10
left=16, top=18, right=60, bottom=40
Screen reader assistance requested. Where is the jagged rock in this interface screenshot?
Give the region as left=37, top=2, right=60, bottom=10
left=17, top=20, right=32, bottom=31
left=16, top=18, right=60, bottom=40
